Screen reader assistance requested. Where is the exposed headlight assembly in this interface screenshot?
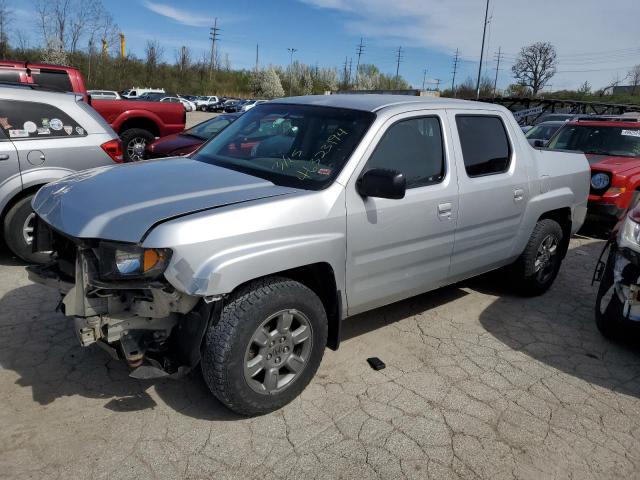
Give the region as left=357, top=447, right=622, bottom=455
left=98, top=242, right=171, bottom=280
left=591, top=172, right=610, bottom=190
left=619, top=216, right=640, bottom=251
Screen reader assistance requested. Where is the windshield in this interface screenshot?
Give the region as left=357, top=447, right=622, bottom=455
left=192, top=103, right=375, bottom=190
left=185, top=116, right=236, bottom=140
left=547, top=125, right=640, bottom=157
left=526, top=123, right=562, bottom=141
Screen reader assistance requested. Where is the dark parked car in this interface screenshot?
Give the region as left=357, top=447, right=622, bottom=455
left=525, top=121, right=565, bottom=146
left=223, top=99, right=244, bottom=113
left=145, top=113, right=240, bottom=158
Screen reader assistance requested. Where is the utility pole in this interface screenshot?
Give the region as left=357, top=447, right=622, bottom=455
left=209, top=18, right=220, bottom=81
left=475, top=0, right=490, bottom=99
left=395, top=46, right=403, bottom=87
left=434, top=78, right=441, bottom=91
left=287, top=47, right=297, bottom=96
left=355, top=37, right=365, bottom=87
left=342, top=57, right=348, bottom=89
left=348, top=57, right=353, bottom=87
left=493, top=46, right=502, bottom=98
left=422, top=69, right=427, bottom=91
left=451, top=48, right=460, bottom=97
left=255, top=44, right=259, bottom=72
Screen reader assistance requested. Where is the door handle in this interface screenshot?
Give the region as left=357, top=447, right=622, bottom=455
left=39, top=154, right=46, bottom=161
left=0, top=154, right=9, bottom=161
left=513, top=188, right=525, bottom=202
left=438, top=202, right=452, bottom=219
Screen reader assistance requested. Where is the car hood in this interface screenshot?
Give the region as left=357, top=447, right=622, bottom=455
left=33, top=158, right=297, bottom=243
left=587, top=154, right=640, bottom=174
left=146, top=133, right=202, bottom=156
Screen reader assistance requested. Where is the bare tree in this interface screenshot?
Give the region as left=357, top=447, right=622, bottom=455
left=597, top=73, right=629, bottom=97
left=511, top=42, right=557, bottom=96
left=175, top=46, right=191, bottom=73
left=35, top=0, right=50, bottom=44
left=0, top=0, right=12, bottom=58
left=629, top=65, right=640, bottom=95
left=69, top=0, right=101, bottom=53
left=145, top=40, right=164, bottom=72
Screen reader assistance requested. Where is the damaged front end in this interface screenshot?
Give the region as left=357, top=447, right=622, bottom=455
left=27, top=217, right=215, bottom=379
left=594, top=209, right=640, bottom=332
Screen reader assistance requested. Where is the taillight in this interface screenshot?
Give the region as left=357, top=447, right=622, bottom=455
left=101, top=139, right=123, bottom=163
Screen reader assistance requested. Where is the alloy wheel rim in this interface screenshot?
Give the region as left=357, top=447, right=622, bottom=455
left=126, top=137, right=147, bottom=161
left=243, top=309, right=313, bottom=395
left=22, top=212, right=35, bottom=245
left=534, top=234, right=558, bottom=283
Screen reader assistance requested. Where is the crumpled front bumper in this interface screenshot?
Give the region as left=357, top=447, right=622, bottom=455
left=27, top=220, right=211, bottom=378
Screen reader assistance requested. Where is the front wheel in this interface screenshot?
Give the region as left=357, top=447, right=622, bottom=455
left=201, top=277, right=328, bottom=416
left=3, top=195, right=50, bottom=263
left=511, top=218, right=564, bottom=296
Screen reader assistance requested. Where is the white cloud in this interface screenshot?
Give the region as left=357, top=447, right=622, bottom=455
left=142, top=1, right=232, bottom=27
left=301, top=0, right=640, bottom=89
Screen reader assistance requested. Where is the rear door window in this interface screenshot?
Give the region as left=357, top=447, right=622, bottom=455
left=31, top=70, right=73, bottom=92
left=456, top=115, right=512, bottom=177
left=0, top=100, right=88, bottom=140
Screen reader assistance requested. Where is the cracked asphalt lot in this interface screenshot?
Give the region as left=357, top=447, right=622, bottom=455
left=1, top=236, right=640, bottom=479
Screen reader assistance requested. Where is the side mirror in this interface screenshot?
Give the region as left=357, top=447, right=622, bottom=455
left=533, top=139, right=545, bottom=148
left=357, top=168, right=406, bottom=200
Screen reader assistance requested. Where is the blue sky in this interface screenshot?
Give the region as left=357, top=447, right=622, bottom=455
left=12, top=0, right=640, bottom=91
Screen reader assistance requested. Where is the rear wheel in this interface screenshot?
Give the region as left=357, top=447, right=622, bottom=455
left=120, top=128, right=155, bottom=162
left=511, top=219, right=564, bottom=296
left=3, top=195, right=49, bottom=263
left=201, top=277, right=328, bottom=416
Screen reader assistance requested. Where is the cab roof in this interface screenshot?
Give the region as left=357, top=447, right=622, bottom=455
left=567, top=119, right=640, bottom=128
left=270, top=94, right=499, bottom=113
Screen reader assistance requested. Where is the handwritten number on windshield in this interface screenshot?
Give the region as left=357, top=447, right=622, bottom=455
left=297, top=128, right=349, bottom=180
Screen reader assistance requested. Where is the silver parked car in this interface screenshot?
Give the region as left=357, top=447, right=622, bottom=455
left=28, top=95, right=589, bottom=415
left=0, top=85, right=122, bottom=262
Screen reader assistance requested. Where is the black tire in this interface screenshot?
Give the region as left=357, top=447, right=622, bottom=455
left=201, top=277, right=328, bottom=416
left=3, top=195, right=49, bottom=264
left=511, top=218, right=564, bottom=296
left=120, top=128, right=156, bottom=162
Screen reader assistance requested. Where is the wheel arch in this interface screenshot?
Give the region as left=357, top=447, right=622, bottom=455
left=538, top=207, right=572, bottom=258
left=118, top=116, right=160, bottom=137
left=225, top=262, right=342, bottom=350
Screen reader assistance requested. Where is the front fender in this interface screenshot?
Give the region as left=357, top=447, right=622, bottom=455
left=165, top=233, right=346, bottom=299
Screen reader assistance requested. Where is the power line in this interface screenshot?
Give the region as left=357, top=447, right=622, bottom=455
left=355, top=37, right=365, bottom=87
left=395, top=46, right=403, bottom=86
left=451, top=48, right=460, bottom=96
left=475, top=0, right=490, bottom=99
left=493, top=46, right=502, bottom=97
left=208, top=18, right=220, bottom=81
left=287, top=47, right=297, bottom=96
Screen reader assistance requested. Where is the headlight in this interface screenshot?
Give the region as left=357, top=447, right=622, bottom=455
left=98, top=242, right=171, bottom=280
left=591, top=172, right=610, bottom=190
left=619, top=216, right=640, bottom=251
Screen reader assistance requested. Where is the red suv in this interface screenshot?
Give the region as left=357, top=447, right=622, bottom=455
left=547, top=118, right=640, bottom=228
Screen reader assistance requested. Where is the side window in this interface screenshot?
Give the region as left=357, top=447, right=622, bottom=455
left=365, top=116, right=445, bottom=188
left=455, top=115, right=511, bottom=177
left=31, top=70, right=73, bottom=92
left=0, top=100, right=88, bottom=140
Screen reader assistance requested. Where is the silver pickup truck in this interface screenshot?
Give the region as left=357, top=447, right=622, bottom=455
left=28, top=95, right=589, bottom=415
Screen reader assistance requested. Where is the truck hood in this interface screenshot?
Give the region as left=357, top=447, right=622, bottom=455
left=587, top=154, right=640, bottom=174
left=32, top=158, right=297, bottom=243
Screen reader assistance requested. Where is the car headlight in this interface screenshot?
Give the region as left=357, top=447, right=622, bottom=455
left=619, top=215, right=640, bottom=251
left=98, top=242, right=171, bottom=280
left=591, top=172, right=610, bottom=190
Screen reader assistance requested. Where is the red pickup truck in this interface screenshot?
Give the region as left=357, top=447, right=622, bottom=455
left=0, top=61, right=185, bottom=161
left=547, top=118, right=640, bottom=229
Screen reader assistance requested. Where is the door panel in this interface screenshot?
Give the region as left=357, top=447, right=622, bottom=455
left=446, top=110, right=529, bottom=281
left=345, top=111, right=458, bottom=315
